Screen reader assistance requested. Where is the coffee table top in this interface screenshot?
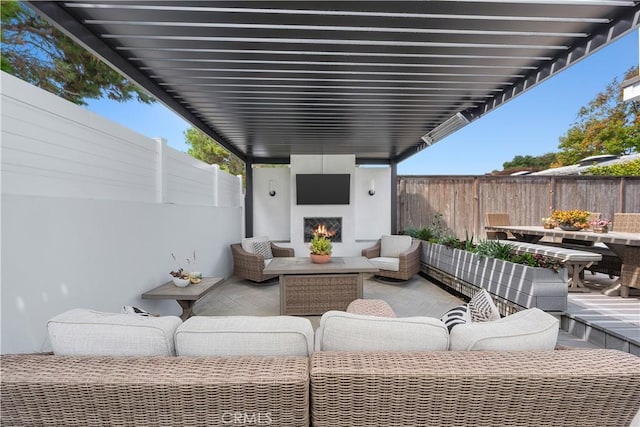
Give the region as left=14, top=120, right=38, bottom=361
left=141, top=276, right=224, bottom=301
left=263, top=256, right=379, bottom=275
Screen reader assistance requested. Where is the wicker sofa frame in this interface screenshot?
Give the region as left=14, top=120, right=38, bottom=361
left=1, top=354, right=310, bottom=427
left=361, top=239, right=421, bottom=281
left=231, top=242, right=294, bottom=282
left=2, top=350, right=639, bottom=427
left=311, top=350, right=640, bottom=427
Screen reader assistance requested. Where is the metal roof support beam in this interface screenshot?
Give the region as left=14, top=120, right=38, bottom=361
left=244, top=158, right=254, bottom=238
left=25, top=1, right=246, bottom=162
left=468, top=4, right=640, bottom=119
left=390, top=161, right=398, bottom=235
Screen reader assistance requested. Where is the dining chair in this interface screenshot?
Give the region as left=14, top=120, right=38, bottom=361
left=485, top=213, right=512, bottom=240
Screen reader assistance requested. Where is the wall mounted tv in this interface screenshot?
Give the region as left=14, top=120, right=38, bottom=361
left=296, top=174, right=350, bottom=205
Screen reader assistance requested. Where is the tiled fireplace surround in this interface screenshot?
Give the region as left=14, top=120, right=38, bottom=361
left=303, top=217, right=342, bottom=242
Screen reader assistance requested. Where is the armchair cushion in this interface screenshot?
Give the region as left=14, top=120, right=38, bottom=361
left=380, top=235, right=413, bottom=258
left=241, top=236, right=269, bottom=254
left=368, top=257, right=400, bottom=271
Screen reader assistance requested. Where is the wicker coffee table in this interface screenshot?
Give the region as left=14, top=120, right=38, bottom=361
left=263, top=256, right=379, bottom=315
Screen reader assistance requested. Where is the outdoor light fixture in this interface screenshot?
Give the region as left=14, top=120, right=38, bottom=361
left=368, top=179, right=375, bottom=196
left=419, top=111, right=472, bottom=152
left=268, top=180, right=276, bottom=197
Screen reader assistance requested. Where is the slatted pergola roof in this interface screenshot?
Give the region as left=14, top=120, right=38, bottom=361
left=29, top=1, right=640, bottom=165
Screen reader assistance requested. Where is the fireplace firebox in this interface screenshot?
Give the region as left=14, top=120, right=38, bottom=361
left=304, top=217, right=342, bottom=242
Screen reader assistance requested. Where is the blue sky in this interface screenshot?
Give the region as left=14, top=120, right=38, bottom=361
left=86, top=30, right=638, bottom=175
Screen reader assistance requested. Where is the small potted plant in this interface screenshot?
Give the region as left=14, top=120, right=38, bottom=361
left=590, top=218, right=612, bottom=233
left=550, top=210, right=591, bottom=231
left=309, top=234, right=332, bottom=264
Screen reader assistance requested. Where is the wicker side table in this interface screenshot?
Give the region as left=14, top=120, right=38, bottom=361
left=346, top=299, right=396, bottom=317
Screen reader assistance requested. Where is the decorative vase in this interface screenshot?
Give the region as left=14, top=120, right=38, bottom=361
left=592, top=225, right=608, bottom=233
left=559, top=224, right=582, bottom=231
left=310, top=253, right=331, bottom=264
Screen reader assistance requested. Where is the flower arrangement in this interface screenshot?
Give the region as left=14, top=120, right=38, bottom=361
left=550, top=210, right=591, bottom=229
left=590, top=219, right=611, bottom=228
left=170, top=251, right=201, bottom=284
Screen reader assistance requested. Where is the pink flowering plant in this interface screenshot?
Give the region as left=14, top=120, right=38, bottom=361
left=590, top=219, right=611, bottom=228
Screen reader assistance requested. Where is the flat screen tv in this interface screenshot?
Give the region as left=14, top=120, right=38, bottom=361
left=296, top=174, right=350, bottom=205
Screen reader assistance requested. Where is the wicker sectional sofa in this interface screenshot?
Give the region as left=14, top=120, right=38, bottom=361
left=2, top=350, right=639, bottom=427
left=2, top=309, right=640, bottom=426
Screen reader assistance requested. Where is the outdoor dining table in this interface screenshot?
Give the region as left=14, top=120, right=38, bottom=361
left=484, top=225, right=640, bottom=297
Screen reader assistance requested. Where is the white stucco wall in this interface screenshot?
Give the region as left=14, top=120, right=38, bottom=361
left=253, top=167, right=291, bottom=241
left=1, top=73, right=244, bottom=353
left=1, top=195, right=241, bottom=354
left=251, top=155, right=391, bottom=256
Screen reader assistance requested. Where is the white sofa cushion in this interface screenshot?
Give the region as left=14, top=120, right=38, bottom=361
left=241, top=236, right=269, bottom=254
left=48, top=309, right=181, bottom=356
left=175, top=315, right=314, bottom=356
left=369, top=256, right=400, bottom=271
left=449, top=308, right=559, bottom=351
left=380, top=235, right=413, bottom=257
left=315, top=311, right=449, bottom=351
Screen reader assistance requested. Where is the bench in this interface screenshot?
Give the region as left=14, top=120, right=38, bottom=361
left=497, top=240, right=602, bottom=292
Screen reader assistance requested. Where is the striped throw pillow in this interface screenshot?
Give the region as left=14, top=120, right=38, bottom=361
left=440, top=304, right=470, bottom=332
left=253, top=240, right=273, bottom=259
left=468, top=289, right=500, bottom=322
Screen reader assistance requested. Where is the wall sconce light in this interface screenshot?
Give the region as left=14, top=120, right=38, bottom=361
left=368, top=179, right=375, bottom=196
left=268, top=180, right=276, bottom=197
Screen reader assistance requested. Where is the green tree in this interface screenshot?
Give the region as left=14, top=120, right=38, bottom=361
left=556, top=66, right=640, bottom=166
left=1, top=0, right=153, bottom=105
left=185, top=127, right=245, bottom=176
left=587, top=158, right=640, bottom=176
left=502, top=152, right=558, bottom=171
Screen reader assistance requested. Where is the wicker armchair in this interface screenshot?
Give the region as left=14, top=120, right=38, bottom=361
left=231, top=242, right=294, bottom=282
left=362, top=238, right=421, bottom=281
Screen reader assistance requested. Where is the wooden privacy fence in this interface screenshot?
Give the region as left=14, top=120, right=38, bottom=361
left=398, top=175, right=640, bottom=239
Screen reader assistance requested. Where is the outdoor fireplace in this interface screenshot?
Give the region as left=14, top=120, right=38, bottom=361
left=304, top=217, right=342, bottom=242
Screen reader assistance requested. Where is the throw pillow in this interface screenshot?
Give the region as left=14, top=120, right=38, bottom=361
left=122, top=305, right=152, bottom=316
left=440, top=304, right=471, bottom=332
left=468, top=289, right=500, bottom=322
left=241, top=236, right=269, bottom=254
left=253, top=240, right=273, bottom=259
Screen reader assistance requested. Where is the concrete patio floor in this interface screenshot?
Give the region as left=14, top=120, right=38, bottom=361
left=194, top=273, right=609, bottom=349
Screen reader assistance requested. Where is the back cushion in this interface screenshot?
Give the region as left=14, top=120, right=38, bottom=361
left=449, top=308, right=559, bottom=351
left=241, top=236, right=269, bottom=254
left=48, top=309, right=181, bottom=356
left=380, top=235, right=413, bottom=257
left=315, top=311, right=449, bottom=351
left=175, top=315, right=314, bottom=356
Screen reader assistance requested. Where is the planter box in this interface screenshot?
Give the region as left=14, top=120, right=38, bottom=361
left=421, top=242, right=568, bottom=312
